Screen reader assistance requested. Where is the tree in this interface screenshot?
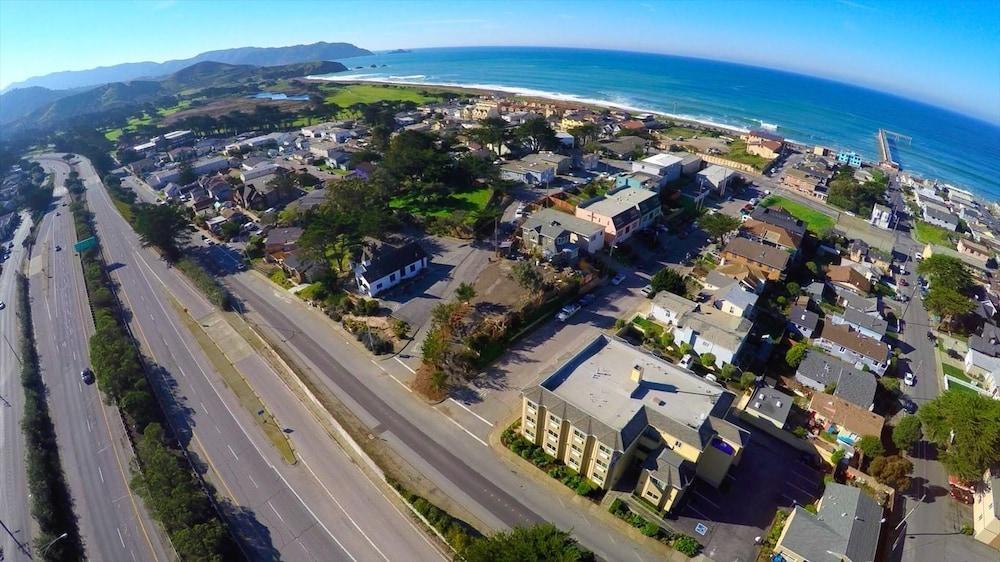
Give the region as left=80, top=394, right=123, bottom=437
left=650, top=267, right=686, bottom=296
left=892, top=416, right=923, bottom=452
left=469, top=117, right=509, bottom=155
left=511, top=261, right=544, bottom=292
left=720, top=363, right=738, bottom=382
left=699, top=213, right=741, bottom=241
left=514, top=117, right=558, bottom=152
left=132, top=203, right=192, bottom=259
left=738, top=372, right=757, bottom=390
left=177, top=161, right=196, bottom=186
left=918, top=254, right=972, bottom=293
left=455, top=282, right=477, bottom=303
left=218, top=221, right=241, bottom=241
left=869, top=455, right=914, bottom=491
left=461, top=524, right=591, bottom=562
left=568, top=123, right=600, bottom=147
left=923, top=285, right=974, bottom=331
left=785, top=341, right=809, bottom=368
left=855, top=435, right=885, bottom=460
left=700, top=353, right=717, bottom=368
left=919, top=390, right=1000, bottom=481
left=786, top=282, right=801, bottom=297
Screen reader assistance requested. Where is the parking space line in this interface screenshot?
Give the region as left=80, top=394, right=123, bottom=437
left=447, top=398, right=495, bottom=427
left=691, top=490, right=721, bottom=509
left=438, top=410, right=488, bottom=447
left=393, top=356, right=416, bottom=374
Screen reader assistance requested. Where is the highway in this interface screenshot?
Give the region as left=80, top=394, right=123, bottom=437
left=0, top=212, right=33, bottom=561
left=32, top=159, right=171, bottom=562
left=224, top=269, right=670, bottom=562
left=42, top=154, right=445, bottom=562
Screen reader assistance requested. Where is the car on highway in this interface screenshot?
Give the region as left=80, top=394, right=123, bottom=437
left=611, top=272, right=626, bottom=286
left=904, top=372, right=916, bottom=386
left=0, top=300, right=5, bottom=310
left=557, top=303, right=581, bottom=322
left=80, top=368, right=95, bottom=384
left=55, top=245, right=61, bottom=251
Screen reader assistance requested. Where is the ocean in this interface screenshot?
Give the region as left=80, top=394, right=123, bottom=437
left=315, top=46, right=1000, bottom=201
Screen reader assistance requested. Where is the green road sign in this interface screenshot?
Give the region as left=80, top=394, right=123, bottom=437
left=73, top=236, right=96, bottom=252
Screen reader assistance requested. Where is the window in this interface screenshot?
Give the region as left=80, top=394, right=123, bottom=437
left=374, top=283, right=382, bottom=291
left=409, top=263, right=416, bottom=273
left=390, top=273, right=396, bottom=283
left=526, top=401, right=537, bottom=413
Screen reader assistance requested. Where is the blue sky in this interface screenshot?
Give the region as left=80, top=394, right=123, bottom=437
left=1, top=0, right=997, bottom=122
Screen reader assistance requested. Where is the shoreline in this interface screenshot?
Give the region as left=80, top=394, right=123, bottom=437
left=306, top=74, right=755, bottom=139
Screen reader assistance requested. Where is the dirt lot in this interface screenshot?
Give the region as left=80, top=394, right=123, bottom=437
left=162, top=96, right=310, bottom=125
left=667, top=135, right=730, bottom=154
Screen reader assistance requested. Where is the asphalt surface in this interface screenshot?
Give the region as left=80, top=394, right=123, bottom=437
left=30, top=159, right=172, bottom=562
left=43, top=154, right=444, bottom=562
left=0, top=212, right=34, bottom=561
left=224, top=270, right=670, bottom=562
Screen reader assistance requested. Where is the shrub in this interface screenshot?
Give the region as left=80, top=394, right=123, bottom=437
left=641, top=522, right=660, bottom=537
left=792, top=426, right=807, bottom=439
left=673, top=535, right=702, bottom=557
left=176, top=258, right=232, bottom=310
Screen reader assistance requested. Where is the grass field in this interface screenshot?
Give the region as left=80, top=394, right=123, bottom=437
left=763, top=195, right=836, bottom=233
left=942, top=363, right=970, bottom=382
left=724, top=139, right=771, bottom=171
left=913, top=220, right=955, bottom=247
left=156, top=100, right=192, bottom=117
left=389, top=186, right=492, bottom=218
left=323, top=83, right=442, bottom=107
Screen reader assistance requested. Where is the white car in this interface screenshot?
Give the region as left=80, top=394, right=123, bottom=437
left=557, top=303, right=581, bottom=322
left=514, top=206, right=525, bottom=219
left=904, top=372, right=916, bottom=386
left=679, top=355, right=694, bottom=369
left=611, top=272, right=626, bottom=286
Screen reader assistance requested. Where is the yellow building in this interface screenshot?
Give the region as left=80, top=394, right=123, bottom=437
left=973, top=466, right=1000, bottom=548
left=520, top=335, right=748, bottom=513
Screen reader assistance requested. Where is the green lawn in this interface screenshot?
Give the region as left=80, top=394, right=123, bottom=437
left=947, top=383, right=980, bottom=396
left=913, top=220, right=955, bottom=247
left=156, top=100, right=192, bottom=117
left=942, top=363, right=970, bottom=382
left=389, top=186, right=493, bottom=218
left=724, top=139, right=771, bottom=171
left=661, top=126, right=702, bottom=139
left=762, top=195, right=836, bottom=233
left=323, top=84, right=441, bottom=107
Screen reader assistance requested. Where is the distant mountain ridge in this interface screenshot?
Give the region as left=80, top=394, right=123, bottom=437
left=7, top=60, right=347, bottom=130
left=3, top=41, right=371, bottom=92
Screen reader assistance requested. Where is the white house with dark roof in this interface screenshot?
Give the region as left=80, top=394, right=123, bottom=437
left=774, top=483, right=883, bottom=562
left=632, top=153, right=682, bottom=187
left=354, top=241, right=429, bottom=297
left=831, top=307, right=888, bottom=341
left=965, top=323, right=1000, bottom=398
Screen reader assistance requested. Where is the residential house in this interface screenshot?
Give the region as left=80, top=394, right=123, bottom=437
left=958, top=238, right=994, bottom=261
left=923, top=205, right=960, bottom=231
left=264, top=227, right=303, bottom=257
left=816, top=323, right=890, bottom=375
left=522, top=152, right=572, bottom=174
left=744, top=207, right=805, bottom=255
left=848, top=239, right=869, bottom=263
left=836, top=151, right=864, bottom=167
left=746, top=129, right=784, bottom=145
left=788, top=305, right=820, bottom=339
left=615, top=171, right=662, bottom=192
left=713, top=282, right=758, bottom=318
left=599, top=136, right=647, bottom=159
left=521, top=335, right=748, bottom=513
left=870, top=203, right=895, bottom=230
left=973, top=466, right=1000, bottom=548
left=282, top=251, right=326, bottom=284
left=827, top=265, right=872, bottom=295
left=191, top=156, right=232, bottom=176
left=500, top=159, right=557, bottom=186
left=796, top=351, right=877, bottom=410
left=632, top=153, right=683, bottom=187
left=575, top=194, right=642, bottom=245
left=720, top=237, right=791, bottom=281
left=240, top=162, right=284, bottom=182
left=128, top=158, right=157, bottom=176
left=832, top=307, right=888, bottom=341
left=605, top=187, right=661, bottom=231
left=964, top=324, right=1000, bottom=398
left=746, top=139, right=782, bottom=159
left=695, top=165, right=735, bottom=197
left=521, top=208, right=605, bottom=259
left=713, top=262, right=767, bottom=294
left=837, top=291, right=881, bottom=317
left=354, top=240, right=429, bottom=297
left=168, top=146, right=194, bottom=163
left=236, top=172, right=299, bottom=211
left=808, top=391, right=885, bottom=448
left=744, top=385, right=793, bottom=430
left=647, top=290, right=755, bottom=368
left=774, top=483, right=883, bottom=562
left=782, top=167, right=829, bottom=201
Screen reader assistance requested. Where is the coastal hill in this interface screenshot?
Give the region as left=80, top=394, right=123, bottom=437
left=8, top=60, right=347, bottom=130
left=2, top=41, right=371, bottom=93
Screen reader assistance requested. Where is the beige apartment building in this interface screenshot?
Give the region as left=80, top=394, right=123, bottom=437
left=520, top=335, right=748, bottom=513
left=974, top=466, right=1000, bottom=548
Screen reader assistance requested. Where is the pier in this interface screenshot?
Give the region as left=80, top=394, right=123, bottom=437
left=876, top=128, right=910, bottom=170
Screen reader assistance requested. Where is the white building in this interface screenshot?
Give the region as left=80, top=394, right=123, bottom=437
left=695, top=165, right=735, bottom=197
left=354, top=241, right=429, bottom=297
left=632, top=153, right=683, bottom=187
left=869, top=203, right=895, bottom=230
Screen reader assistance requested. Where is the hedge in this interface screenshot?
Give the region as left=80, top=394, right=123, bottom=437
left=175, top=258, right=232, bottom=310
left=608, top=498, right=702, bottom=556
left=501, top=425, right=599, bottom=498
left=15, top=274, right=85, bottom=561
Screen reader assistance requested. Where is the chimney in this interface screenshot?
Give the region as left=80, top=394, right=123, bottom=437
left=631, top=365, right=644, bottom=383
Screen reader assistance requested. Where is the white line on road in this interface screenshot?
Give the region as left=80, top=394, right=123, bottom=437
left=267, top=501, right=286, bottom=525
left=98, top=466, right=105, bottom=483
left=389, top=374, right=412, bottom=393
left=227, top=445, right=239, bottom=461
left=686, top=505, right=711, bottom=520
left=117, top=527, right=126, bottom=548
left=692, top=491, right=720, bottom=509
left=440, top=412, right=488, bottom=447
left=393, top=356, right=416, bottom=374
left=248, top=473, right=258, bottom=489
left=447, top=398, right=495, bottom=427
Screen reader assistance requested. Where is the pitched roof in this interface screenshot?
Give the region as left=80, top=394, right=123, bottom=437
left=789, top=305, right=819, bottom=331
left=818, top=323, right=890, bottom=364
left=808, top=391, right=885, bottom=439
left=651, top=290, right=698, bottom=318
left=828, top=265, right=872, bottom=293
left=360, top=241, right=428, bottom=282
left=779, top=483, right=883, bottom=562
left=742, top=219, right=803, bottom=249
left=722, top=237, right=791, bottom=271
left=522, top=208, right=605, bottom=239
left=841, top=307, right=888, bottom=338
left=715, top=283, right=758, bottom=311
left=747, top=385, right=792, bottom=426
left=265, top=227, right=303, bottom=247
left=751, top=206, right=806, bottom=237
left=642, top=446, right=695, bottom=491
left=797, top=351, right=877, bottom=409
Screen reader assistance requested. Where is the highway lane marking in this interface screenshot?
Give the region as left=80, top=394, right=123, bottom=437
left=393, top=357, right=416, bottom=374
left=248, top=473, right=259, bottom=489
left=389, top=374, right=412, bottom=393
left=117, top=527, right=126, bottom=548
left=97, top=466, right=104, bottom=484
left=447, top=398, right=495, bottom=428
left=227, top=445, right=240, bottom=461
left=439, top=412, right=489, bottom=447
left=122, top=252, right=361, bottom=562
left=267, top=501, right=287, bottom=525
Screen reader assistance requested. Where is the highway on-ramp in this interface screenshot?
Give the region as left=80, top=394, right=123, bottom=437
left=32, top=159, right=171, bottom=562
left=0, top=212, right=34, bottom=561
left=41, top=154, right=445, bottom=562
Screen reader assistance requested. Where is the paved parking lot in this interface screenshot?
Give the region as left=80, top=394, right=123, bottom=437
left=671, top=424, right=822, bottom=562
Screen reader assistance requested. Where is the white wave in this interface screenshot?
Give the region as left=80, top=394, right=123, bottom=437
left=307, top=74, right=752, bottom=134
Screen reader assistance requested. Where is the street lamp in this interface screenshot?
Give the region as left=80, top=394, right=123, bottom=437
left=41, top=532, right=69, bottom=556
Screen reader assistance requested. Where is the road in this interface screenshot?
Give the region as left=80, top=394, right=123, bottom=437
left=43, top=154, right=445, bottom=562
left=0, top=212, right=33, bottom=561
left=31, top=159, right=172, bottom=562
left=224, top=269, right=671, bottom=562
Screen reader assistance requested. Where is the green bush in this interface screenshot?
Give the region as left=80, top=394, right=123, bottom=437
left=673, top=535, right=702, bottom=556
left=641, top=522, right=660, bottom=537
left=176, top=258, right=232, bottom=310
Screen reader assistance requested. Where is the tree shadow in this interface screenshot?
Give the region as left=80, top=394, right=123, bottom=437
left=219, top=502, right=280, bottom=562
left=145, top=362, right=196, bottom=449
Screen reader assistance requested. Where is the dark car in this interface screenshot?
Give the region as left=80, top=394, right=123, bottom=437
left=578, top=293, right=596, bottom=307
left=80, top=368, right=95, bottom=385
left=900, top=397, right=917, bottom=414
